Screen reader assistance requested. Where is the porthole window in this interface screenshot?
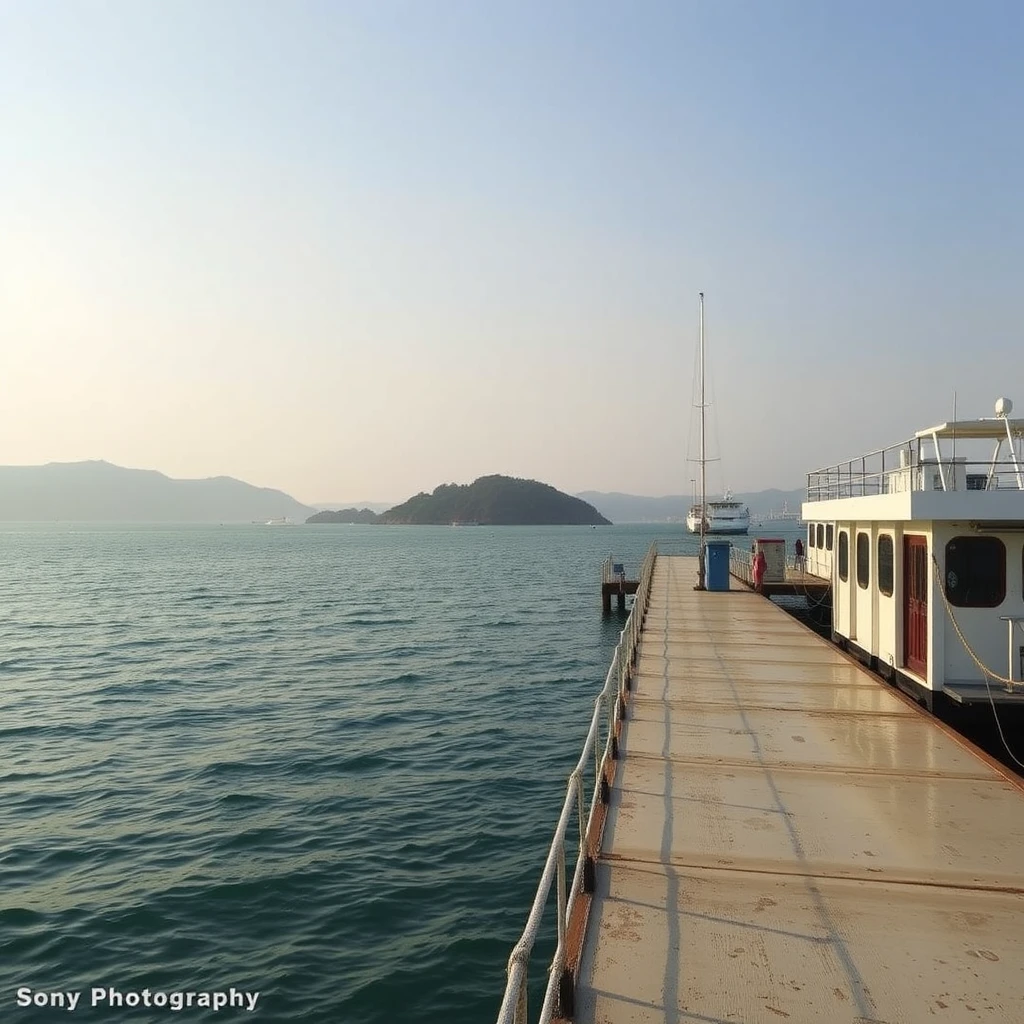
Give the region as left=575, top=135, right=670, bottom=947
left=945, top=537, right=1005, bottom=607
left=825, top=525, right=834, bottom=551
left=878, top=535, right=894, bottom=597
left=816, top=523, right=824, bottom=549
left=838, top=531, right=849, bottom=581
left=856, top=532, right=870, bottom=589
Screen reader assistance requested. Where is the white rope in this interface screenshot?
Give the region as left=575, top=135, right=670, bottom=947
left=929, top=554, right=1024, bottom=771
left=929, top=554, right=1013, bottom=686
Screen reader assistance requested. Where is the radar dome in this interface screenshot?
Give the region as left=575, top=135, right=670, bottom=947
left=995, top=397, right=1013, bottom=417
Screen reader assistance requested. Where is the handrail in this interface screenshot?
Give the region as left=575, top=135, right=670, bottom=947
left=729, top=546, right=754, bottom=586
left=807, top=436, right=1024, bottom=501
left=496, top=541, right=658, bottom=1024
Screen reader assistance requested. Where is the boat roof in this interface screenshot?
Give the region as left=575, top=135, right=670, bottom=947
left=914, top=417, right=1024, bottom=441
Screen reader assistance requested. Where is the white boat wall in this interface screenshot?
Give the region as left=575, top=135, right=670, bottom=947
left=802, top=398, right=1024, bottom=708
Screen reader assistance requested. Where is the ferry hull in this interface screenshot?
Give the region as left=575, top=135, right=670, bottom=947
left=686, top=513, right=750, bottom=535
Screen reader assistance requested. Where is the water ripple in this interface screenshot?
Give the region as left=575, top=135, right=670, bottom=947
left=0, top=522, right=678, bottom=1023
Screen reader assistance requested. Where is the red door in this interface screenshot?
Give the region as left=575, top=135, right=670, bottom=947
left=903, top=535, right=928, bottom=676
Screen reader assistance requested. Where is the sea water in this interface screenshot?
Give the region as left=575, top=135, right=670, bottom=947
left=1, top=522, right=804, bottom=1022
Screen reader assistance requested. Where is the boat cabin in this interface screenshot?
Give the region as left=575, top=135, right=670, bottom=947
left=801, top=400, right=1024, bottom=708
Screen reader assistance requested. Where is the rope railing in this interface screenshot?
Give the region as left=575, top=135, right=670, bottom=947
left=496, top=542, right=658, bottom=1024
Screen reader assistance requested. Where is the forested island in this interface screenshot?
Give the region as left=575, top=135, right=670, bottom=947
left=306, top=475, right=610, bottom=526
left=305, top=508, right=380, bottom=524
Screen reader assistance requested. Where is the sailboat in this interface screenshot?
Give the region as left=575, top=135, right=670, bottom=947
left=685, top=294, right=750, bottom=537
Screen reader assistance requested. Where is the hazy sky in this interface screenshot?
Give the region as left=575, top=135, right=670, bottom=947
left=2, top=1, right=1020, bottom=503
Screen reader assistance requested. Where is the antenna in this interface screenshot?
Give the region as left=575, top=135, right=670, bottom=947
left=951, top=390, right=956, bottom=491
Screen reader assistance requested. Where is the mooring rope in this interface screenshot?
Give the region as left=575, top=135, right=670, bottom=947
left=930, top=553, right=1024, bottom=770
left=929, top=554, right=1014, bottom=686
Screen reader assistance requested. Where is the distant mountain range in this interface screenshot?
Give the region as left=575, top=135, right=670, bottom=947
left=0, top=460, right=805, bottom=524
left=576, top=488, right=806, bottom=523
left=0, top=461, right=316, bottom=523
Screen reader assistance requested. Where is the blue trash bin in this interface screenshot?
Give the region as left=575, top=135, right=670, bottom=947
left=705, top=541, right=731, bottom=592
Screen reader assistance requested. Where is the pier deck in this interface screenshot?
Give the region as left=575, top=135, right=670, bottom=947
left=601, top=555, right=640, bottom=613
left=573, top=556, right=1024, bottom=1024
left=728, top=559, right=831, bottom=599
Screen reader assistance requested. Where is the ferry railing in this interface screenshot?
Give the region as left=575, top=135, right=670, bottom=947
left=497, top=541, right=658, bottom=1024
left=807, top=438, right=1024, bottom=501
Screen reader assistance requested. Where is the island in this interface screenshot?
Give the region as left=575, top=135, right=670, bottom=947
left=305, top=475, right=611, bottom=526
left=305, top=508, right=380, bottom=524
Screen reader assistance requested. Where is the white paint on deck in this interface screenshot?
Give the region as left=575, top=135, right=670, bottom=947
left=574, top=556, right=1024, bottom=1024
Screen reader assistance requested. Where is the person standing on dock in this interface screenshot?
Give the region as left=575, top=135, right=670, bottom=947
left=753, top=548, right=767, bottom=592
left=794, top=537, right=805, bottom=572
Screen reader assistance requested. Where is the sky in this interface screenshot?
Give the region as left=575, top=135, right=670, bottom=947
left=1, top=1, right=1021, bottom=503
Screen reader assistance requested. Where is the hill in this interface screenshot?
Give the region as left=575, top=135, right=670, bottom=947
left=0, top=461, right=316, bottom=523
left=379, top=475, right=610, bottom=525
left=306, top=508, right=380, bottom=524
left=576, top=487, right=806, bottom=523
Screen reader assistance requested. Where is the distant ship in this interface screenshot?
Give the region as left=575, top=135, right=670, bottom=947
left=255, top=516, right=291, bottom=526
left=450, top=520, right=480, bottom=527
left=766, top=501, right=802, bottom=521
left=686, top=492, right=751, bottom=535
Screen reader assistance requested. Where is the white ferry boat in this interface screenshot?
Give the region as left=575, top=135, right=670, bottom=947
left=802, top=398, right=1024, bottom=709
left=685, top=491, right=750, bottom=534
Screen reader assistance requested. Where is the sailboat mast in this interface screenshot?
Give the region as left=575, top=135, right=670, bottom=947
left=699, top=292, right=706, bottom=525
left=697, top=292, right=707, bottom=588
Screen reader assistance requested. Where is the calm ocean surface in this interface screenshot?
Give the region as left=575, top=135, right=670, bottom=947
left=0, top=522, right=799, bottom=1023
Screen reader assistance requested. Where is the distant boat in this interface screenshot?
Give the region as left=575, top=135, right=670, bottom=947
left=450, top=520, right=480, bottom=527
left=261, top=516, right=291, bottom=526
left=686, top=491, right=751, bottom=535
left=766, top=501, right=802, bottom=522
